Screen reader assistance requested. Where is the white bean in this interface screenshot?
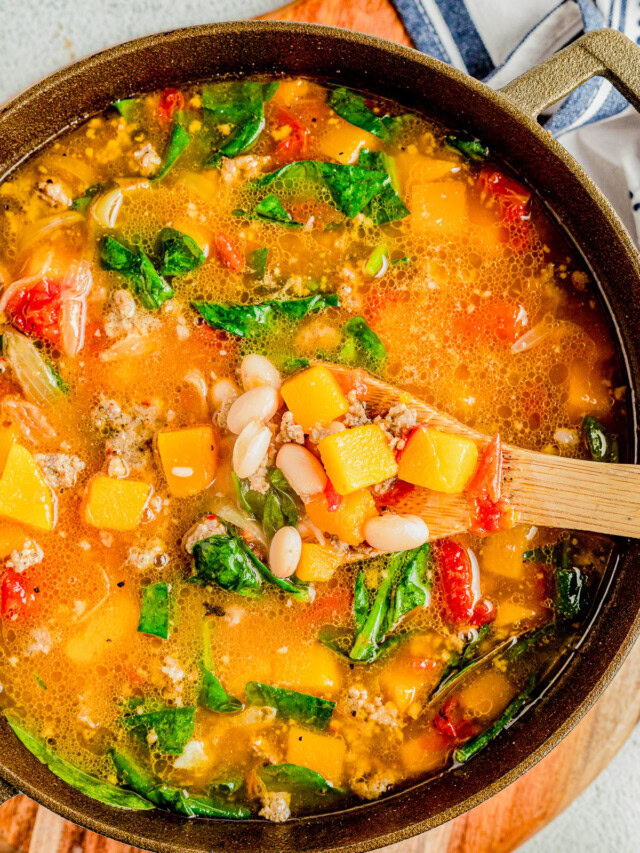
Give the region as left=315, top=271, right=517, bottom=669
left=276, top=443, right=327, bottom=498
left=232, top=419, right=272, bottom=479
left=326, top=420, right=346, bottom=434
left=241, top=354, right=281, bottom=390
left=269, top=526, right=302, bottom=578
left=364, top=513, right=429, bottom=552
left=227, top=386, right=279, bottom=435
left=210, top=378, right=238, bottom=408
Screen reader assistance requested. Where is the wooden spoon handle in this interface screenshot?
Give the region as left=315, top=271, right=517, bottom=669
left=508, top=449, right=640, bottom=537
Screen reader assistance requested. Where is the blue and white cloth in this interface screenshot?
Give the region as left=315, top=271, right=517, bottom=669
left=391, top=0, right=640, bottom=242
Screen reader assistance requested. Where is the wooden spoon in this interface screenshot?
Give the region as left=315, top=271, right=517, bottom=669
left=321, top=363, right=640, bottom=541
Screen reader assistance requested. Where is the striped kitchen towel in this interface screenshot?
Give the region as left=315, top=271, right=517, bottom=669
left=390, top=0, right=640, bottom=239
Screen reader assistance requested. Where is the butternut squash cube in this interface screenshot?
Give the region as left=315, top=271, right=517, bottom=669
left=84, top=476, right=151, bottom=531
left=410, top=180, right=468, bottom=236
left=493, top=601, right=538, bottom=628
left=0, top=523, right=29, bottom=559
left=318, top=119, right=380, bottom=165
left=296, top=543, right=342, bottom=582
left=65, top=593, right=139, bottom=665
left=272, top=642, right=342, bottom=695
left=287, top=726, right=346, bottom=786
left=318, top=424, right=397, bottom=495
left=397, top=427, right=478, bottom=494
left=281, top=366, right=349, bottom=432
left=401, top=732, right=450, bottom=776
left=395, top=152, right=456, bottom=195
left=306, top=488, right=378, bottom=547
left=0, top=426, right=18, bottom=474
left=567, top=358, right=611, bottom=420
left=157, top=425, right=217, bottom=497
left=458, top=669, right=516, bottom=721
left=480, top=526, right=531, bottom=579
left=0, top=444, right=56, bottom=531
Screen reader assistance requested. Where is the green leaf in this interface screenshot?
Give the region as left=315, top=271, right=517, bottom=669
left=203, top=80, right=279, bottom=164
left=156, top=123, right=191, bottom=179
left=46, top=359, right=70, bottom=394
left=282, top=356, right=310, bottom=374
left=582, top=415, right=618, bottom=462
left=71, top=183, right=104, bottom=213
left=255, top=194, right=301, bottom=226
left=259, top=763, right=341, bottom=793
left=341, top=316, right=387, bottom=365
left=5, top=716, right=153, bottom=810
left=34, top=674, right=47, bottom=690
left=556, top=566, right=590, bottom=620
left=328, top=87, right=389, bottom=139
left=121, top=706, right=196, bottom=754
left=350, top=544, right=432, bottom=662
left=113, top=98, right=138, bottom=121
left=248, top=247, right=269, bottom=279
left=253, top=160, right=388, bottom=220
left=156, top=227, right=205, bottom=276
left=245, top=682, right=335, bottom=730
left=232, top=472, right=267, bottom=519
left=445, top=132, right=488, bottom=162
left=110, top=749, right=250, bottom=819
left=429, top=624, right=493, bottom=700
left=210, top=774, right=244, bottom=795
left=454, top=676, right=536, bottom=763
left=137, top=581, right=170, bottom=639
left=192, top=292, right=339, bottom=338
left=200, top=670, right=243, bottom=714
left=353, top=572, right=369, bottom=633
left=99, top=236, right=173, bottom=310
left=357, top=149, right=410, bottom=225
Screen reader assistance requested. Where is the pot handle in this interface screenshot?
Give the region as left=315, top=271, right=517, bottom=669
left=0, top=779, right=16, bottom=806
left=499, top=28, right=640, bottom=119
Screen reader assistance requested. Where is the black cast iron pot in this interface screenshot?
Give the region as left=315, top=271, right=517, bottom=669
left=0, top=21, right=639, bottom=853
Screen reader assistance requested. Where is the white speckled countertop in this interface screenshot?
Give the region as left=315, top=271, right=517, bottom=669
left=0, top=1, right=638, bottom=850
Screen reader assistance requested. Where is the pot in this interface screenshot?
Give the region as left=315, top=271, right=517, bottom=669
left=0, top=21, right=639, bottom=853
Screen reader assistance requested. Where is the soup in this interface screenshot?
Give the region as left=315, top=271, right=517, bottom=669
left=0, top=77, right=624, bottom=822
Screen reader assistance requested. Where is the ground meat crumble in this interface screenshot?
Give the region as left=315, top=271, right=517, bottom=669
left=35, top=453, right=85, bottom=490
left=276, top=411, right=305, bottom=445
left=343, top=389, right=370, bottom=428
left=183, top=516, right=226, bottom=554
left=259, top=791, right=291, bottom=823
left=374, top=404, right=417, bottom=451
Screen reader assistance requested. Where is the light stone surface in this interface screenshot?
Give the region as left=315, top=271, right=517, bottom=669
left=0, top=2, right=637, bottom=852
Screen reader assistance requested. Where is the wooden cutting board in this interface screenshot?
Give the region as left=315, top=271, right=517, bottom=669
left=1, top=1, right=639, bottom=851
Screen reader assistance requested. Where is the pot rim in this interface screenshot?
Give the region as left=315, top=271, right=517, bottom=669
left=0, top=19, right=639, bottom=853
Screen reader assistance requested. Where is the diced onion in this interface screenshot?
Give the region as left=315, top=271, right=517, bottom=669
left=214, top=501, right=268, bottom=548
left=90, top=187, right=123, bottom=228
left=60, top=260, right=92, bottom=357
left=3, top=329, right=65, bottom=406
left=510, top=322, right=552, bottom=354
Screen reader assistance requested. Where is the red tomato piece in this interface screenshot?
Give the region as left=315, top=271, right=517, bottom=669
left=157, top=88, right=184, bottom=124
left=469, top=496, right=512, bottom=537
left=1, top=570, right=38, bottom=622
left=478, top=167, right=531, bottom=222
left=215, top=233, right=244, bottom=272
left=274, top=108, right=310, bottom=164
left=468, top=434, right=503, bottom=504
left=7, top=278, right=61, bottom=343
left=324, top=478, right=343, bottom=512
left=299, top=587, right=351, bottom=625
left=433, top=696, right=477, bottom=741
left=438, top=540, right=494, bottom=627
left=455, top=302, right=528, bottom=346
left=373, top=478, right=415, bottom=509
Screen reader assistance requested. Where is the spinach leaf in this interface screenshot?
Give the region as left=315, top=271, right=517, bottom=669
left=6, top=716, right=153, bottom=810
left=245, top=682, right=335, bottom=730
left=445, top=132, right=488, bottom=162
left=200, top=616, right=243, bottom=713
left=137, top=581, right=170, bottom=639
left=259, top=763, right=341, bottom=793
left=328, top=87, right=389, bottom=139
left=233, top=469, right=298, bottom=541
left=156, top=227, right=205, bottom=276
left=353, top=572, right=369, bottom=633
left=111, top=749, right=250, bottom=819
left=582, top=414, right=619, bottom=462
left=210, top=774, right=244, bottom=795
left=350, top=543, right=432, bottom=663
left=113, top=98, right=138, bottom=121
left=232, top=471, right=268, bottom=518
left=253, top=160, right=388, bottom=220
left=248, top=247, right=269, bottom=279
left=192, top=292, right=339, bottom=338
left=190, top=527, right=311, bottom=601
left=71, top=183, right=104, bottom=213
left=239, top=194, right=303, bottom=227
left=429, top=624, right=493, bottom=700
left=556, top=566, right=590, bottom=620
left=203, top=80, right=279, bottom=165
left=282, top=356, right=311, bottom=374
left=358, top=149, right=410, bottom=225
left=121, top=706, right=196, bottom=754
left=99, top=236, right=174, bottom=310
left=340, top=316, right=387, bottom=366
left=156, top=123, right=191, bottom=179
left=453, top=676, right=536, bottom=763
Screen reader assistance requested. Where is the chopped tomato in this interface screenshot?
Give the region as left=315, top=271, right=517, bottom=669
left=6, top=278, right=61, bottom=343
left=468, top=434, right=503, bottom=504
left=324, top=478, right=342, bottom=512
left=456, top=301, right=528, bottom=346
left=299, top=588, right=351, bottom=625
left=1, top=570, right=39, bottom=622
left=408, top=656, right=438, bottom=673
left=437, top=540, right=494, bottom=627
left=373, top=478, right=415, bottom=509
left=470, top=496, right=513, bottom=537
left=433, top=696, right=477, bottom=741
left=215, top=233, right=244, bottom=272
left=274, top=108, right=310, bottom=164
left=478, top=167, right=531, bottom=223
left=157, top=88, right=184, bottom=124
